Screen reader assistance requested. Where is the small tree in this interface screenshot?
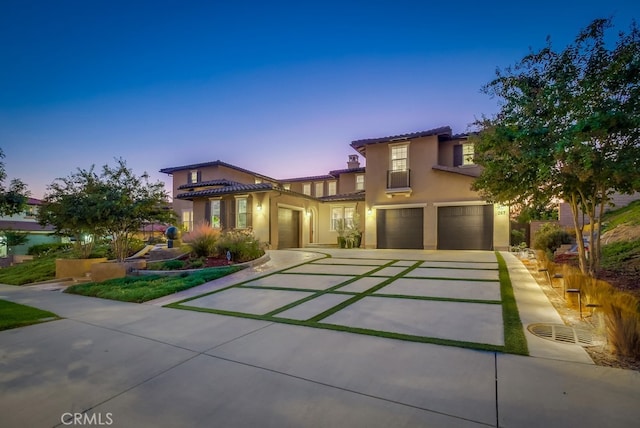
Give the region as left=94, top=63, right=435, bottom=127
left=38, top=166, right=104, bottom=258
left=38, top=158, right=175, bottom=261
left=0, top=148, right=29, bottom=217
left=472, top=18, right=640, bottom=276
left=0, top=229, right=29, bottom=255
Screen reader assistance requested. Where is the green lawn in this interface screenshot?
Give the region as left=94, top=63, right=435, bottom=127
left=65, top=266, right=244, bottom=303
left=0, top=254, right=60, bottom=285
left=0, top=300, right=60, bottom=331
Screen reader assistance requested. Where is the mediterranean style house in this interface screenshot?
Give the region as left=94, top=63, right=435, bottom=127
left=160, top=126, right=510, bottom=250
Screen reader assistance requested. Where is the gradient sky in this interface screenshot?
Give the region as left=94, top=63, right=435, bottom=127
left=1, top=0, right=638, bottom=199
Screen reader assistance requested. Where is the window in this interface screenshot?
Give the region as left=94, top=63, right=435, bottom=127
left=236, top=197, right=248, bottom=229
left=210, top=200, right=221, bottom=228
left=24, top=206, right=37, bottom=218
left=188, top=170, right=200, bottom=184
left=315, top=182, right=324, bottom=197
left=454, top=143, right=475, bottom=167
left=328, top=181, right=337, bottom=196
left=302, top=183, right=311, bottom=195
left=462, top=142, right=474, bottom=166
left=181, top=209, right=193, bottom=232
left=355, top=174, right=365, bottom=191
left=283, top=183, right=291, bottom=190
left=331, top=206, right=355, bottom=231
left=390, top=144, right=408, bottom=171
left=255, top=178, right=262, bottom=184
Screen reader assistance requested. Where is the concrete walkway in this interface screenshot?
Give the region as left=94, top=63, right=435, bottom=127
left=0, top=250, right=639, bottom=427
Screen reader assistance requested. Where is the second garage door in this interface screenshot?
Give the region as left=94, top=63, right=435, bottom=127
left=377, top=208, right=424, bottom=249
left=278, top=208, right=300, bottom=249
left=437, top=205, right=493, bottom=250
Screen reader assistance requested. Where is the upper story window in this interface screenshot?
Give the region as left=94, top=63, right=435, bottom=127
left=463, top=143, right=475, bottom=165
left=283, top=183, right=291, bottom=190
left=254, top=178, right=262, bottom=184
left=302, top=183, right=311, bottom=195
left=355, top=174, right=365, bottom=191
left=390, top=144, right=408, bottom=171
left=188, top=170, right=201, bottom=184
left=454, top=143, right=475, bottom=167
left=24, top=206, right=37, bottom=218
left=327, top=181, right=337, bottom=196
left=315, top=182, right=324, bottom=197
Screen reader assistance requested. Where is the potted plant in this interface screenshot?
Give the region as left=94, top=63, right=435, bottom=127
left=347, top=213, right=362, bottom=248
left=335, top=219, right=347, bottom=248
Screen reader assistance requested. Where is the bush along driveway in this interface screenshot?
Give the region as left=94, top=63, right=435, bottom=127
left=168, top=251, right=528, bottom=355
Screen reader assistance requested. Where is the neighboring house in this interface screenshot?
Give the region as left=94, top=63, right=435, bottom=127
left=558, top=192, right=640, bottom=229
left=160, top=126, right=510, bottom=250
left=0, top=198, right=60, bottom=257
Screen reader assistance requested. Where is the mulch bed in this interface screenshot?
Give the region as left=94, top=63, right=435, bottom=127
left=523, top=258, right=640, bottom=371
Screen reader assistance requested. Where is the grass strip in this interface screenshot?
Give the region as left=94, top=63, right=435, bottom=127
left=496, top=251, right=529, bottom=355
left=403, top=275, right=498, bottom=282
left=65, top=266, right=243, bottom=303
left=308, top=261, right=423, bottom=322
left=168, top=303, right=504, bottom=352
left=0, top=300, right=60, bottom=331
left=263, top=261, right=398, bottom=317
left=367, top=293, right=502, bottom=305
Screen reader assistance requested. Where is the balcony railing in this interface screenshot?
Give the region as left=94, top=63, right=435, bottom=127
left=387, top=169, right=411, bottom=189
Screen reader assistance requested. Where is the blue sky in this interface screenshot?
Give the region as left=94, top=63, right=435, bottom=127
left=1, top=0, right=638, bottom=199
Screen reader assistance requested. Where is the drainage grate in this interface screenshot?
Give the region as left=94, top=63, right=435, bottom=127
left=527, top=323, right=594, bottom=347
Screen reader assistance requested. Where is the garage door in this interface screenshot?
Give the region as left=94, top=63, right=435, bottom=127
left=437, top=205, right=493, bottom=250
left=377, top=208, right=423, bottom=249
left=278, top=208, right=300, bottom=249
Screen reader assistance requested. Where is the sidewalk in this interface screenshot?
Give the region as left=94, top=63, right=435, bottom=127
left=0, top=250, right=639, bottom=427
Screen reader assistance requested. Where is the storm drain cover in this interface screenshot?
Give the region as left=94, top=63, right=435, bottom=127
left=527, top=323, right=594, bottom=347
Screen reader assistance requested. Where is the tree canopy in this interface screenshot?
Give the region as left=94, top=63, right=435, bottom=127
left=0, top=148, right=29, bottom=217
left=472, top=18, right=640, bottom=275
left=38, top=158, right=175, bottom=261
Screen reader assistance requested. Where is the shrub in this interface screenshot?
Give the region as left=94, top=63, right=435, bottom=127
left=147, top=260, right=186, bottom=270
left=534, top=223, right=572, bottom=254
left=562, top=264, right=640, bottom=358
left=27, top=242, right=73, bottom=256
left=214, top=229, right=265, bottom=263
left=182, top=222, right=220, bottom=258
left=604, top=293, right=640, bottom=357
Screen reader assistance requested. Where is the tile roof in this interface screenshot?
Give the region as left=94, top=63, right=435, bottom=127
left=279, top=175, right=335, bottom=182
left=318, top=192, right=366, bottom=202
left=27, top=197, right=43, bottom=205
left=177, top=179, right=242, bottom=190
left=350, top=126, right=453, bottom=153
left=175, top=183, right=274, bottom=200
left=0, top=220, right=55, bottom=232
left=160, top=160, right=278, bottom=182
left=328, top=167, right=366, bottom=176
left=431, top=164, right=481, bottom=178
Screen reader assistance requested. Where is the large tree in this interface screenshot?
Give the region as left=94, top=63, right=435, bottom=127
left=38, top=158, right=175, bottom=261
left=472, top=18, right=640, bottom=275
left=0, top=148, right=29, bottom=217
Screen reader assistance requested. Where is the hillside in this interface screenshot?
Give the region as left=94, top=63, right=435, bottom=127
left=599, top=200, right=640, bottom=295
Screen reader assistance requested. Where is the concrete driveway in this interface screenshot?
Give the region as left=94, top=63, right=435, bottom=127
left=1, top=249, right=639, bottom=427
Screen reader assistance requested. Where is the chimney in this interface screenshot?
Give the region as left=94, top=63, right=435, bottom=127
left=347, top=155, right=360, bottom=169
